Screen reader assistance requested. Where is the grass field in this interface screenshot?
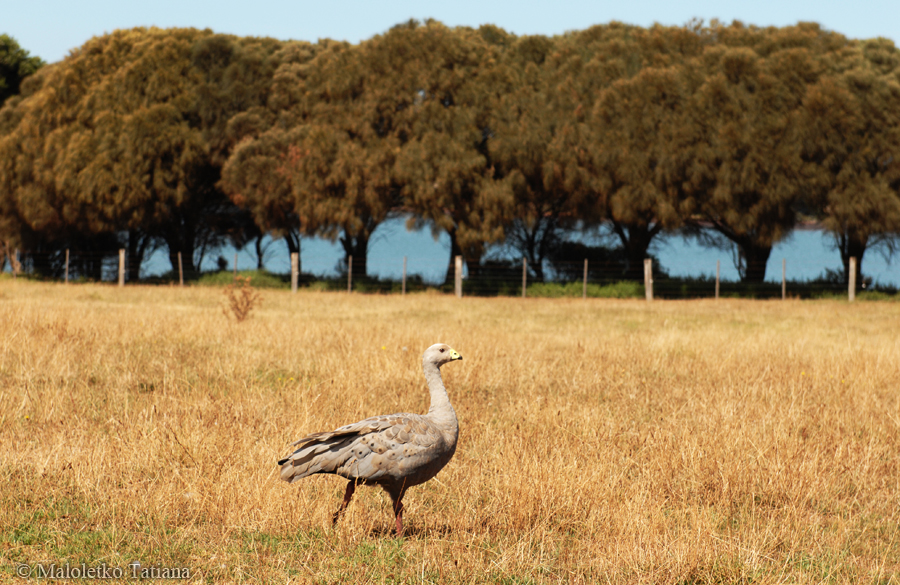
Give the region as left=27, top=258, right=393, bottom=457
left=1, top=281, right=899, bottom=584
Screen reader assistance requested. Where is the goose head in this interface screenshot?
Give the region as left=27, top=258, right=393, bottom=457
left=423, top=343, right=463, bottom=368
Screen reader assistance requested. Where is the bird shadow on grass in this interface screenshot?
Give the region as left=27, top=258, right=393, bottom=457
left=367, top=523, right=454, bottom=539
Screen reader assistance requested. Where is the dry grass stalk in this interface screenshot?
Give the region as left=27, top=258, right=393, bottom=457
left=1, top=281, right=899, bottom=583
left=222, top=275, right=261, bottom=322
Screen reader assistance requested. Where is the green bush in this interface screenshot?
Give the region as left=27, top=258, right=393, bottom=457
left=195, top=270, right=288, bottom=289
left=525, top=281, right=643, bottom=298
left=858, top=290, right=898, bottom=302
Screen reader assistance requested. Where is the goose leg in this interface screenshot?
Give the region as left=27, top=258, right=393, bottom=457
left=391, top=489, right=406, bottom=536
left=332, top=480, right=356, bottom=525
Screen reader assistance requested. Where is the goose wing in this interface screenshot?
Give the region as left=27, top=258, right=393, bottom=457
left=278, top=413, right=447, bottom=484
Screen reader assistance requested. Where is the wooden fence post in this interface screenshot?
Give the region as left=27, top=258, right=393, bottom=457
left=583, top=259, right=588, bottom=299
left=347, top=255, right=353, bottom=293
left=12, top=248, right=17, bottom=280
left=233, top=252, right=238, bottom=279
left=849, top=257, right=857, bottom=302
left=118, top=249, right=125, bottom=287
left=454, top=255, right=462, bottom=298
left=782, top=258, right=786, bottom=300
left=522, top=257, right=527, bottom=298
left=290, top=252, right=298, bottom=293
left=715, top=260, right=720, bottom=300
left=644, top=258, right=653, bottom=302
left=178, top=252, right=184, bottom=287
left=64, top=249, right=69, bottom=284
left=402, top=256, right=407, bottom=296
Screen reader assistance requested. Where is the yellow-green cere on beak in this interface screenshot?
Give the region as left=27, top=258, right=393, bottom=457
left=450, top=349, right=462, bottom=361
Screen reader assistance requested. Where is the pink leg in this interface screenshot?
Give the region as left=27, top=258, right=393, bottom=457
left=392, top=491, right=405, bottom=536
left=332, top=480, right=356, bottom=525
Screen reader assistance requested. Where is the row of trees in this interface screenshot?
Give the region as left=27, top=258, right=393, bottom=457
left=1, top=21, right=899, bottom=283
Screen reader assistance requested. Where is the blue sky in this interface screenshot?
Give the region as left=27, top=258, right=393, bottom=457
left=8, top=0, right=899, bottom=63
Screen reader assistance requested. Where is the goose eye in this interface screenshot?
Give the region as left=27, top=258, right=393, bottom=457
left=439, top=348, right=445, bottom=353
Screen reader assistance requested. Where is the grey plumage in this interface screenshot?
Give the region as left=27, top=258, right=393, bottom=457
left=278, top=343, right=463, bottom=534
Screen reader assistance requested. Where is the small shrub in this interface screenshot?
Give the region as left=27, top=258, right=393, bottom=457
left=222, top=276, right=262, bottom=322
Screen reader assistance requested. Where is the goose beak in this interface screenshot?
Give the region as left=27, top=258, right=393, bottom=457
left=449, top=349, right=462, bottom=361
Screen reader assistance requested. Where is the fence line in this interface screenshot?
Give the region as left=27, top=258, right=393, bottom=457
left=583, top=259, right=588, bottom=300
left=715, top=259, right=720, bottom=300
left=118, top=249, right=125, bottom=287
left=521, top=258, right=527, bottom=298
left=347, top=255, right=353, bottom=293
left=782, top=258, right=786, bottom=300
left=0, top=248, right=874, bottom=301
left=644, top=259, right=653, bottom=302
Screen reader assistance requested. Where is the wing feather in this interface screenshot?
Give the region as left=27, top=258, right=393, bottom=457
left=278, top=412, right=444, bottom=484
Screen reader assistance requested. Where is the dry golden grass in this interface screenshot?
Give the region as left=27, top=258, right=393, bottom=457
left=1, top=280, right=899, bottom=584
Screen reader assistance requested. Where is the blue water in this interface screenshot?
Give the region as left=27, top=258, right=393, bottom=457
left=138, top=218, right=897, bottom=287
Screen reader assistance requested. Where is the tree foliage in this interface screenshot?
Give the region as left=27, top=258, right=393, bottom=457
left=0, top=28, right=290, bottom=278
left=0, top=34, right=43, bottom=107
left=800, top=38, right=900, bottom=284
left=3, top=22, right=900, bottom=285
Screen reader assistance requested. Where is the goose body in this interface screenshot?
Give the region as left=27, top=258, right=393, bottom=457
left=278, top=343, right=462, bottom=534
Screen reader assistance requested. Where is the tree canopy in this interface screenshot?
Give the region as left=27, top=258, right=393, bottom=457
left=0, top=28, right=292, bottom=278
left=3, top=21, right=900, bottom=284
left=0, top=34, right=43, bottom=107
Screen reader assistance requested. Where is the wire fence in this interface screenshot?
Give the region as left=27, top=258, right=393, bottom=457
left=0, top=247, right=880, bottom=301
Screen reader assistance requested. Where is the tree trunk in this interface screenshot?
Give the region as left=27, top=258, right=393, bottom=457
left=165, top=236, right=196, bottom=279
left=709, top=222, right=773, bottom=284
left=126, top=230, right=151, bottom=282
left=282, top=231, right=301, bottom=274
left=512, top=217, right=558, bottom=283
left=255, top=235, right=265, bottom=270
left=523, top=218, right=554, bottom=282
left=340, top=231, right=369, bottom=277
left=837, top=231, right=867, bottom=286
left=441, top=227, right=485, bottom=284
left=738, top=240, right=772, bottom=284
left=612, top=221, right=662, bottom=281
left=445, top=228, right=463, bottom=284
left=29, top=250, right=53, bottom=278
left=74, top=251, right=104, bottom=281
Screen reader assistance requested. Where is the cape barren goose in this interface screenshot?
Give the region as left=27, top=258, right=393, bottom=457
left=278, top=343, right=463, bottom=534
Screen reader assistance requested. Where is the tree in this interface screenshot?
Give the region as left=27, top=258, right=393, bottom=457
left=223, top=35, right=402, bottom=277
left=488, top=33, right=579, bottom=282
left=217, top=41, right=320, bottom=266
left=221, top=129, right=301, bottom=262
left=548, top=24, right=704, bottom=280
left=269, top=35, right=405, bottom=278
left=676, top=23, right=848, bottom=283
left=0, top=28, right=290, bottom=279
left=800, top=38, right=900, bottom=285
left=0, top=35, right=44, bottom=270
left=584, top=64, right=695, bottom=280
left=392, top=22, right=514, bottom=281
left=224, top=21, right=511, bottom=281
left=0, top=35, right=43, bottom=106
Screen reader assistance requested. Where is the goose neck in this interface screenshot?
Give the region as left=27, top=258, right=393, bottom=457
left=423, top=362, right=454, bottom=416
